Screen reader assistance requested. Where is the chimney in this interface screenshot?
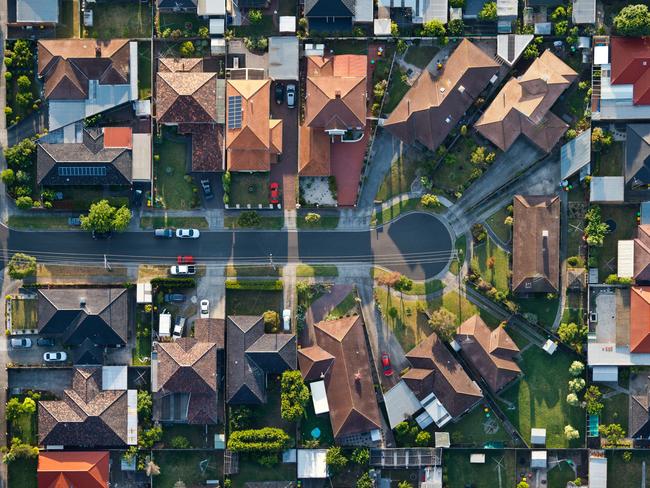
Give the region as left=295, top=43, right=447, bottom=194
left=95, top=46, right=101, bottom=58
left=80, top=297, right=86, bottom=308
left=354, top=371, right=361, bottom=382
left=335, top=90, right=341, bottom=99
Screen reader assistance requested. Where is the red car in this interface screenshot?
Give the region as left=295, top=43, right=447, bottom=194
left=269, top=182, right=280, bottom=205
left=381, top=352, right=393, bottom=377
left=177, top=255, right=195, bottom=264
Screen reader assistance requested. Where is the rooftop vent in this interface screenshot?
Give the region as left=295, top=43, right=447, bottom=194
left=335, top=90, right=341, bottom=98
left=80, top=298, right=86, bottom=308
left=458, top=85, right=465, bottom=93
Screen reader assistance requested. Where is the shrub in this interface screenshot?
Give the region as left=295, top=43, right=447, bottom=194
left=599, top=423, right=625, bottom=446
left=150, top=277, right=196, bottom=290
left=170, top=436, right=190, bottom=449
left=478, top=1, right=497, bottom=20
left=16, top=75, right=31, bottom=92
left=280, top=370, right=310, bottom=422
left=421, top=20, right=445, bottom=36
left=420, top=194, right=441, bottom=208
left=569, top=361, right=584, bottom=376
left=564, top=425, right=579, bottom=440
left=249, top=9, right=263, bottom=24
left=305, top=212, right=321, bottom=224
left=356, top=472, right=373, bottom=488
left=179, top=41, right=195, bottom=57
left=227, top=428, right=291, bottom=453
left=448, top=19, right=464, bottom=35
left=567, top=256, right=584, bottom=267
left=263, top=310, right=280, bottom=332
left=584, top=386, right=604, bottom=415
left=225, top=279, right=283, bottom=291
left=230, top=406, right=253, bottom=430
left=566, top=393, right=580, bottom=406
left=15, top=196, right=33, bottom=209
left=238, top=210, right=261, bottom=227
left=351, top=448, right=370, bottom=465
left=568, top=378, right=586, bottom=393
left=2, top=438, right=38, bottom=463
left=471, top=223, right=487, bottom=243
left=1, top=168, right=15, bottom=185
left=415, top=431, right=431, bottom=446
left=326, top=447, right=348, bottom=473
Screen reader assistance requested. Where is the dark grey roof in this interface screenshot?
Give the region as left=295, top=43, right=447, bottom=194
left=73, top=337, right=104, bottom=365
left=157, top=0, right=197, bottom=8
left=626, top=124, right=650, bottom=186
left=246, top=334, right=296, bottom=373
left=630, top=388, right=650, bottom=438
left=38, top=288, right=129, bottom=347
left=305, top=0, right=354, bottom=17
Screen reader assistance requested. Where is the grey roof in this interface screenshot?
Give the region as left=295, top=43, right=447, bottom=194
left=572, top=0, right=595, bottom=24
left=268, top=37, right=299, bottom=81
left=561, top=129, right=591, bottom=180
left=17, top=0, right=58, bottom=23
left=630, top=386, right=650, bottom=438
left=626, top=124, right=650, bottom=186
left=305, top=0, right=355, bottom=16
left=497, top=35, right=533, bottom=66
left=497, top=0, right=517, bottom=17
left=590, top=176, right=625, bottom=202
left=642, top=202, right=650, bottom=225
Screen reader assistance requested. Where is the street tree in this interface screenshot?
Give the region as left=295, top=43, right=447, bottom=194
left=7, top=253, right=36, bottom=279
left=80, top=200, right=132, bottom=234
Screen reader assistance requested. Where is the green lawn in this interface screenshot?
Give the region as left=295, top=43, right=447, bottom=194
left=375, top=154, right=420, bottom=202
left=562, top=292, right=585, bottom=326
left=9, top=409, right=37, bottom=444
left=326, top=292, right=358, bottom=320
left=297, top=215, right=340, bottom=229
left=226, top=265, right=282, bottom=277
left=515, top=295, right=560, bottom=329
left=498, top=346, right=584, bottom=448
left=598, top=204, right=639, bottom=279
left=232, top=15, right=275, bottom=37
left=430, top=406, right=512, bottom=447
left=607, top=449, right=650, bottom=488
left=296, top=265, right=339, bottom=277
left=327, top=39, right=368, bottom=55
left=472, top=237, right=510, bottom=294
left=404, top=44, right=440, bottom=69
left=154, top=133, right=197, bottom=210
left=231, top=458, right=296, bottom=488
left=226, top=289, right=283, bottom=316
left=159, top=424, right=219, bottom=449
left=384, top=65, right=410, bottom=114
left=547, top=460, right=577, bottom=488
left=428, top=137, right=485, bottom=200
left=372, top=197, right=443, bottom=226
left=299, top=400, right=334, bottom=447
left=140, top=216, right=208, bottom=229
left=229, top=172, right=270, bottom=207
left=373, top=267, right=443, bottom=295
left=595, top=141, right=624, bottom=177
left=223, top=215, right=284, bottom=230
left=49, top=188, right=129, bottom=212
left=600, top=389, right=629, bottom=427
left=159, top=12, right=208, bottom=35
left=443, top=450, right=516, bottom=488
left=84, top=1, right=152, bottom=38
left=56, top=0, right=79, bottom=38
left=450, top=235, right=467, bottom=275
left=138, top=41, right=152, bottom=99
left=153, top=450, right=222, bottom=488
left=11, top=298, right=38, bottom=330
left=246, top=378, right=294, bottom=433
left=485, top=206, right=512, bottom=243
left=8, top=458, right=37, bottom=488
left=132, top=306, right=151, bottom=366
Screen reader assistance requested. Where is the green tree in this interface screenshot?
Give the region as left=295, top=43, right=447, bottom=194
left=421, top=20, right=446, bottom=37
left=1, top=168, right=15, bottom=185
left=249, top=9, right=263, bottom=24
left=398, top=482, right=414, bottom=488
left=550, top=6, right=567, bottom=21
left=351, top=448, right=370, bottom=465
left=394, top=275, right=413, bottom=294
left=557, top=322, right=587, bottom=352
left=179, top=41, right=195, bottom=57
left=613, top=4, right=650, bottom=36
left=7, top=253, right=36, bottom=279
left=584, top=206, right=609, bottom=247
left=15, top=196, right=33, bottom=209
left=415, top=431, right=431, bottom=446
left=566, top=393, right=580, bottom=406
left=198, top=26, right=209, bottom=38
left=137, top=390, right=153, bottom=424
left=139, top=426, right=163, bottom=449
left=356, top=472, right=373, bottom=488
left=448, top=19, right=464, bottom=36
left=11, top=40, right=33, bottom=69
left=428, top=307, right=457, bottom=342
left=584, top=386, right=604, bottom=415
left=4, top=138, right=36, bottom=170
left=391, top=21, right=399, bottom=37
left=16, top=75, right=31, bottom=92
left=554, top=20, right=568, bottom=36
left=569, top=361, right=584, bottom=376
left=517, top=481, right=530, bottom=488
left=478, top=1, right=497, bottom=20
left=591, top=127, right=613, bottom=151
left=80, top=199, right=132, bottom=234
left=263, top=310, right=280, bottom=332
left=599, top=423, right=625, bottom=446
left=420, top=194, right=441, bottom=208
left=326, top=447, right=348, bottom=474
left=564, top=425, right=579, bottom=440
left=280, top=370, right=310, bottom=422
left=238, top=210, right=261, bottom=227
left=568, top=378, right=586, bottom=393
left=2, top=437, right=38, bottom=463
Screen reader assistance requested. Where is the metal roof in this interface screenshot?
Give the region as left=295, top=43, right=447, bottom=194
left=561, top=129, right=591, bottom=180
left=572, top=0, right=595, bottom=24
left=590, top=176, right=625, bottom=202
left=383, top=380, right=422, bottom=429
left=268, top=37, right=299, bottom=81
left=17, top=0, right=58, bottom=23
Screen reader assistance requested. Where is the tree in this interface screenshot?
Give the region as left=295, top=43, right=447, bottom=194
left=428, top=307, right=457, bottom=342
left=391, top=21, right=399, bottom=37
left=356, top=472, right=373, bottom=488
left=179, top=41, right=195, bottom=57
left=80, top=200, right=132, bottom=234
left=566, top=393, right=580, bottom=406
left=4, top=138, right=36, bottom=170
left=504, top=216, right=513, bottom=226
left=398, top=482, right=414, bottom=488
left=280, top=370, right=310, bottom=422
left=263, top=310, right=280, bottom=332
left=2, top=437, right=38, bottom=463
left=238, top=211, right=261, bottom=227
left=584, top=386, right=604, bottom=415
left=137, top=390, right=152, bottom=423
left=1, top=168, right=15, bottom=185
left=16, top=75, right=31, bottom=92
left=394, top=275, right=413, bottom=294
left=568, top=378, right=586, bottom=393
left=415, top=431, right=431, bottom=446
left=471, top=146, right=487, bottom=166
left=550, top=6, right=566, bottom=21
left=599, top=423, right=625, bottom=446
left=584, top=206, right=609, bottom=246
left=249, top=9, right=263, bottom=24
left=377, top=271, right=402, bottom=289
left=557, top=322, right=588, bottom=352
left=7, top=253, right=36, bottom=279
left=517, top=481, right=530, bottom=488
left=478, top=1, right=497, bottom=20
left=305, top=212, right=321, bottom=224
left=591, top=127, right=613, bottom=151
left=326, top=447, right=348, bottom=474
left=554, top=20, right=568, bottom=36
left=351, top=448, right=370, bottom=465
left=564, top=425, right=579, bottom=440
left=421, top=20, right=446, bottom=37
left=613, top=4, right=650, bottom=36
left=421, top=194, right=441, bottom=208
left=448, top=19, right=464, bottom=36
left=569, top=361, right=584, bottom=376
left=471, top=223, right=487, bottom=242
left=12, top=40, right=33, bottom=69
left=523, top=42, right=539, bottom=60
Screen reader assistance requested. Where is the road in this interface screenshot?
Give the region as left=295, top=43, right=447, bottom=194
left=1, top=212, right=454, bottom=280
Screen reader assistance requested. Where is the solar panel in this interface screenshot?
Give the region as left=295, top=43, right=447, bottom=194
left=228, top=95, right=242, bottom=129
left=58, top=166, right=107, bottom=177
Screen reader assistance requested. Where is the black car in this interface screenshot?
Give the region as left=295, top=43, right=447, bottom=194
left=154, top=228, right=174, bottom=238
left=164, top=293, right=186, bottom=303
left=92, top=230, right=112, bottom=239
left=274, top=83, right=285, bottom=105
left=37, top=337, right=55, bottom=347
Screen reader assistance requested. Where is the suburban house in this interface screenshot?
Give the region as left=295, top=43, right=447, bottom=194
left=304, top=0, right=374, bottom=31
left=39, top=367, right=137, bottom=448
left=377, top=0, right=448, bottom=24
left=456, top=315, right=521, bottom=392
left=475, top=50, right=577, bottom=153
left=403, top=331, right=483, bottom=428
left=157, top=0, right=197, bottom=11
left=225, top=79, right=283, bottom=172
left=37, top=287, right=130, bottom=363
left=9, top=0, right=59, bottom=26
left=226, top=316, right=296, bottom=404
left=36, top=126, right=151, bottom=187
left=157, top=0, right=230, bottom=14
left=619, top=225, right=650, bottom=283
left=512, top=195, right=561, bottom=294
left=37, top=39, right=138, bottom=131
left=38, top=451, right=109, bottom=488
left=156, top=58, right=225, bottom=172
left=153, top=319, right=224, bottom=424
left=625, top=124, right=650, bottom=191
left=384, top=39, right=500, bottom=153
left=593, top=37, right=650, bottom=121
left=629, top=378, right=650, bottom=439
left=298, top=315, right=383, bottom=442
left=299, top=54, right=367, bottom=176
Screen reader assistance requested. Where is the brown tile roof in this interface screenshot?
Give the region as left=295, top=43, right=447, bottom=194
left=475, top=50, right=577, bottom=153
left=226, top=79, right=283, bottom=171
left=159, top=57, right=204, bottom=73
left=402, top=368, right=435, bottom=400
left=631, top=287, right=650, bottom=353
left=38, top=451, right=109, bottom=488
left=512, top=195, right=561, bottom=294
left=156, top=71, right=217, bottom=123
left=178, top=123, right=224, bottom=172
left=298, top=125, right=331, bottom=176
left=635, top=225, right=650, bottom=282
left=194, top=318, right=225, bottom=347
left=38, top=39, right=130, bottom=100
left=298, top=345, right=335, bottom=381
left=405, top=332, right=483, bottom=418
left=305, top=316, right=382, bottom=439
left=457, top=315, right=521, bottom=392
left=384, top=39, right=500, bottom=152
left=39, top=368, right=130, bottom=448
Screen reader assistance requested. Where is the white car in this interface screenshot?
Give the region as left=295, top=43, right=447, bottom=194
left=173, top=317, right=186, bottom=339
left=43, top=351, right=67, bottom=362
left=200, top=299, right=210, bottom=318
left=170, top=265, right=196, bottom=276
left=286, top=84, right=296, bottom=108
left=282, top=309, right=291, bottom=332
left=10, top=338, right=32, bottom=349
left=176, top=228, right=200, bottom=239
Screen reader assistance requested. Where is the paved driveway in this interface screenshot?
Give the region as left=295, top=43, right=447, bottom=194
left=270, top=80, right=298, bottom=209
left=8, top=367, right=73, bottom=396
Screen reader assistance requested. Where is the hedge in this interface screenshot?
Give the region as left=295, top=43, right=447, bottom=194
left=150, top=277, right=196, bottom=290
left=225, top=280, right=283, bottom=291
left=227, top=427, right=291, bottom=453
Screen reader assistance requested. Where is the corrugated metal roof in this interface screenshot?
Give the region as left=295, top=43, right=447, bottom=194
left=561, top=129, right=591, bottom=180
left=354, top=0, right=374, bottom=22
left=132, top=133, right=151, bottom=182
left=618, top=240, right=635, bottom=278
left=572, top=0, right=595, bottom=24
left=590, top=176, right=625, bottom=202
left=17, top=0, right=58, bottom=23
left=384, top=380, right=422, bottom=429
left=268, top=37, right=299, bottom=81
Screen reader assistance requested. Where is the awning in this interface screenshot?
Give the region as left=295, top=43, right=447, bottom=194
left=310, top=380, right=329, bottom=414
left=592, top=365, right=619, bottom=382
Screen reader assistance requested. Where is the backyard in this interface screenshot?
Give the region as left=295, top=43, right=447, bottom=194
left=10, top=298, right=37, bottom=330
left=159, top=12, right=208, bottom=36
left=594, top=140, right=624, bottom=177
left=226, top=289, right=283, bottom=316
left=132, top=306, right=151, bottom=366
left=299, top=400, right=334, bottom=447
left=138, top=41, right=152, bottom=99
left=158, top=424, right=221, bottom=449
left=429, top=405, right=513, bottom=447
left=472, top=237, right=510, bottom=294
left=373, top=49, right=411, bottom=115
left=607, top=449, right=650, bottom=488
left=498, top=346, right=584, bottom=448
left=153, top=450, right=223, bottom=488
left=514, top=295, right=559, bottom=329
left=229, top=172, right=271, bottom=207
left=154, top=131, right=198, bottom=210
left=485, top=206, right=512, bottom=244
left=597, top=204, right=639, bottom=279
left=231, top=460, right=296, bottom=488
left=83, top=1, right=152, bottom=38
left=8, top=459, right=37, bottom=488
left=443, top=449, right=516, bottom=488
left=56, top=0, right=79, bottom=38
left=403, top=43, right=440, bottom=69
left=547, top=460, right=577, bottom=488
left=600, top=387, right=628, bottom=427
left=232, top=15, right=275, bottom=38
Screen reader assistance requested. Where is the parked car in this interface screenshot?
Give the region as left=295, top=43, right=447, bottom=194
left=173, top=316, right=186, bottom=339
left=177, top=255, right=195, bottom=264
left=170, top=265, right=196, bottom=276
left=269, top=182, right=280, bottom=205
left=275, top=83, right=285, bottom=104
left=10, top=338, right=32, bottom=349
left=37, top=337, right=55, bottom=347
left=164, top=293, right=186, bottom=303
left=200, top=179, right=214, bottom=200
left=381, top=352, right=393, bottom=377
left=282, top=309, right=291, bottom=332
left=43, top=351, right=67, bottom=362
left=92, top=230, right=112, bottom=239
left=154, top=228, right=174, bottom=238
left=200, top=299, right=210, bottom=318
left=176, top=228, right=200, bottom=239
left=286, top=84, right=296, bottom=108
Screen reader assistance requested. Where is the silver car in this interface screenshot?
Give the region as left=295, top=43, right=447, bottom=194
left=286, top=84, right=296, bottom=109
left=10, top=338, right=32, bottom=348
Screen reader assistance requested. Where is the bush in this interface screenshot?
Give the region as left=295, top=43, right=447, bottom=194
left=415, top=431, right=431, bottom=446
left=15, top=196, right=33, bottom=209
left=471, top=223, right=487, bottom=243
left=1, top=168, right=15, bottom=185
left=326, top=447, right=348, bottom=474
left=478, top=1, right=497, bottom=20
left=420, top=194, right=441, bottom=208
left=179, top=41, right=195, bottom=57
left=170, top=436, right=190, bottom=449
left=356, top=472, right=373, bottom=488
left=605, top=274, right=633, bottom=285
left=280, top=370, right=310, bottom=422
left=227, top=428, right=291, bottom=453
left=249, top=9, right=263, bottom=24
left=263, top=310, right=280, bottom=332
left=421, top=20, right=445, bottom=36
left=568, top=378, right=586, bottom=393
left=16, top=75, right=31, bottom=92
left=238, top=211, right=261, bottom=228
left=448, top=19, right=464, bottom=35
left=225, top=279, right=283, bottom=291
left=613, top=4, right=650, bottom=36
left=567, top=256, right=584, bottom=267
left=305, top=212, right=321, bottom=224
left=566, top=393, right=580, bottom=406
left=351, top=448, right=370, bottom=465
left=569, top=361, right=584, bottom=376
left=564, top=425, right=579, bottom=440
left=2, top=438, right=38, bottom=463
left=150, top=277, right=196, bottom=290
left=230, top=406, right=253, bottom=430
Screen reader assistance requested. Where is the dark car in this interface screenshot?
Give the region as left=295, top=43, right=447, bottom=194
left=92, top=230, right=112, bottom=239
left=381, top=352, right=393, bottom=377
left=164, top=293, right=186, bottom=303
left=200, top=179, right=214, bottom=200
left=274, top=83, right=285, bottom=104
left=37, top=337, right=55, bottom=347
left=154, top=228, right=174, bottom=238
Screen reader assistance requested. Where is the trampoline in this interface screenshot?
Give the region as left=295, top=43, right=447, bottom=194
left=588, top=415, right=600, bottom=437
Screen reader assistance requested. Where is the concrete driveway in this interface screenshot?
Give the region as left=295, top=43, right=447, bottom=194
left=6, top=335, right=65, bottom=366
left=270, top=80, right=298, bottom=209
left=8, top=367, right=73, bottom=396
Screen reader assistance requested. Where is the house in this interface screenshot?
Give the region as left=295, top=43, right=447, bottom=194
left=304, top=0, right=372, bottom=31
left=384, top=39, right=500, bottom=153
left=377, top=0, right=448, bottom=24
left=512, top=195, right=560, bottom=294
left=37, top=126, right=151, bottom=186
left=496, top=35, right=534, bottom=66
left=38, top=451, right=109, bottom=488
left=153, top=319, right=224, bottom=424
left=38, top=40, right=138, bottom=131
left=403, top=331, right=483, bottom=427
left=475, top=50, right=577, bottom=153
left=300, top=54, right=367, bottom=176
left=156, top=58, right=225, bottom=172
left=39, top=367, right=137, bottom=448
left=11, top=0, right=59, bottom=25
left=631, top=287, right=650, bottom=353
left=226, top=316, right=296, bottom=404
left=629, top=380, right=650, bottom=438
left=626, top=124, right=650, bottom=190
left=456, top=316, right=521, bottom=392
left=298, top=315, right=382, bottom=441
left=225, top=79, right=283, bottom=172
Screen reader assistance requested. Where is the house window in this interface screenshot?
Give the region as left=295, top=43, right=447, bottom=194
left=58, top=166, right=107, bottom=177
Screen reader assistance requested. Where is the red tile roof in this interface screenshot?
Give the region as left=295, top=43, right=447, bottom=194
left=611, top=37, right=650, bottom=105
left=38, top=451, right=109, bottom=488
left=103, top=127, right=132, bottom=149
left=631, top=286, right=650, bottom=353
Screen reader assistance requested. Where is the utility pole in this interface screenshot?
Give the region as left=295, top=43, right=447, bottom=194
left=269, top=253, right=275, bottom=270
left=104, top=255, right=112, bottom=272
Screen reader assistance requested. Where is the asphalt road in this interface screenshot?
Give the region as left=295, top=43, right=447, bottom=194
left=1, top=212, right=454, bottom=280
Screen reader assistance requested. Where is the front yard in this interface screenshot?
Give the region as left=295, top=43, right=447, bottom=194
left=226, top=289, right=283, bottom=316
left=84, top=1, right=152, bottom=38
left=607, top=450, right=650, bottom=488
left=229, top=172, right=271, bottom=207
left=429, top=405, right=513, bottom=447
left=375, top=152, right=421, bottom=202
left=154, top=131, right=199, bottom=210
left=153, top=450, right=223, bottom=488
left=10, top=298, right=37, bottom=330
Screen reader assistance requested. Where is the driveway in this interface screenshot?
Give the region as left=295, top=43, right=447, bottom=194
left=8, top=367, right=73, bottom=396
left=270, top=80, right=298, bottom=209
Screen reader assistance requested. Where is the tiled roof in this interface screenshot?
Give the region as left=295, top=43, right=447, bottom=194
left=475, top=50, right=577, bottom=153
left=512, top=195, right=561, bottom=294
left=178, top=123, right=224, bottom=172
left=298, top=345, right=335, bottom=381
left=631, top=287, right=650, bottom=353
left=305, top=0, right=355, bottom=16
left=103, top=127, right=132, bottom=148
left=156, top=71, right=217, bottom=123
left=611, top=37, right=650, bottom=105
left=626, top=124, right=650, bottom=185
left=38, top=451, right=109, bottom=488
left=298, top=125, right=331, bottom=176
left=634, top=225, right=650, bottom=282
left=159, top=57, right=204, bottom=73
